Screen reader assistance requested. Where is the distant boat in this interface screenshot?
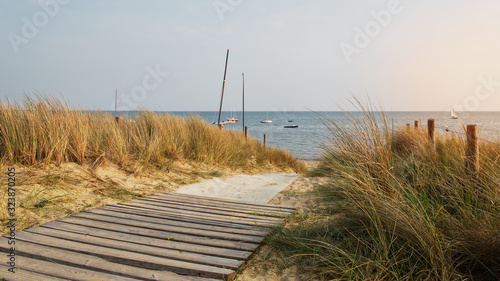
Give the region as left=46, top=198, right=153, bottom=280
left=261, top=111, right=272, bottom=123
left=285, top=109, right=297, bottom=127
left=451, top=109, right=458, bottom=119
left=226, top=111, right=238, bottom=124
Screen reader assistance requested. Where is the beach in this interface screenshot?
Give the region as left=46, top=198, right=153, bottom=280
left=1, top=100, right=499, bottom=280
left=235, top=161, right=332, bottom=280
left=0, top=159, right=303, bottom=236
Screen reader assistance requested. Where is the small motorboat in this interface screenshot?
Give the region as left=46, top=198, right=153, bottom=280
left=284, top=125, right=298, bottom=128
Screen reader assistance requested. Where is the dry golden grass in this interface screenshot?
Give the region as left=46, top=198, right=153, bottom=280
left=0, top=96, right=305, bottom=171
left=272, top=99, right=500, bottom=280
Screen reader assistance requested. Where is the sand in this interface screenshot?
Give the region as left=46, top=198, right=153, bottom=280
left=173, top=162, right=329, bottom=280
left=0, top=159, right=301, bottom=236
left=234, top=161, right=332, bottom=281
left=175, top=174, right=298, bottom=203
left=0, top=159, right=324, bottom=280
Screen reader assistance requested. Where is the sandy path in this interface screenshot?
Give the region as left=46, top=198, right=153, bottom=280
left=175, top=174, right=298, bottom=204
left=236, top=167, right=331, bottom=280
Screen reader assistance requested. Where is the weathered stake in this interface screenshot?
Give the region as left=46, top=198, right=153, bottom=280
left=263, top=134, right=267, bottom=148
left=466, top=124, right=479, bottom=174
left=406, top=123, right=411, bottom=130
left=414, top=120, right=420, bottom=129
left=428, top=119, right=435, bottom=143
left=244, top=126, right=248, bottom=140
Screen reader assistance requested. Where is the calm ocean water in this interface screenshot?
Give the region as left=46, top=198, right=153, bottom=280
left=120, top=111, right=500, bottom=160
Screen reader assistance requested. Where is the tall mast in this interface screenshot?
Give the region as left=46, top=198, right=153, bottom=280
left=217, top=49, right=229, bottom=125
left=242, top=72, right=245, bottom=132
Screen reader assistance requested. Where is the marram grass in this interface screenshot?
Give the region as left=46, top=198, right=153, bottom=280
left=273, top=99, right=500, bottom=280
left=0, top=96, right=304, bottom=173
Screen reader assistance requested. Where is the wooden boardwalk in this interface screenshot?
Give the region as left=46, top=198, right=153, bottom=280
left=1, top=192, right=295, bottom=281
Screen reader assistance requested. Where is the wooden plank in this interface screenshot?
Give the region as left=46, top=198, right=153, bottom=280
left=27, top=226, right=242, bottom=269
left=42, top=221, right=251, bottom=260
left=13, top=231, right=235, bottom=279
left=107, top=204, right=271, bottom=230
left=0, top=193, right=293, bottom=280
left=0, top=264, right=69, bottom=281
left=138, top=196, right=292, bottom=218
left=116, top=202, right=279, bottom=228
left=57, top=216, right=260, bottom=251
left=0, top=253, right=139, bottom=281
left=162, top=192, right=296, bottom=211
left=120, top=202, right=281, bottom=227
left=89, top=207, right=269, bottom=237
left=0, top=238, right=218, bottom=281
left=102, top=204, right=271, bottom=234
left=73, top=211, right=264, bottom=243
left=151, top=193, right=296, bottom=215
left=145, top=194, right=295, bottom=215
left=163, top=192, right=297, bottom=210
left=129, top=198, right=285, bottom=222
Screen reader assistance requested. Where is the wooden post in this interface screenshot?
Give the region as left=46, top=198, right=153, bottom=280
left=244, top=126, right=248, bottom=140
left=242, top=72, right=245, bottom=133
left=263, top=134, right=267, bottom=148
left=115, top=116, right=122, bottom=123
left=466, top=125, right=479, bottom=174
left=414, top=120, right=420, bottom=129
left=406, top=123, right=411, bottom=130
left=427, top=119, right=435, bottom=143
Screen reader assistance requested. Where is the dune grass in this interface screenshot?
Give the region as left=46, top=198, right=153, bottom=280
left=0, top=96, right=305, bottom=234
left=272, top=99, right=500, bottom=280
left=0, top=96, right=304, bottom=172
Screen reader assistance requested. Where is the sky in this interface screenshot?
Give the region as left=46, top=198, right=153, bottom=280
left=1, top=0, right=500, bottom=112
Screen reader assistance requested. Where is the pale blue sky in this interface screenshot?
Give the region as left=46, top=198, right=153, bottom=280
left=1, top=0, right=500, bottom=111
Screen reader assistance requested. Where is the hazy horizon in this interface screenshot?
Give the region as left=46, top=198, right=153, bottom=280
left=2, top=1, right=500, bottom=112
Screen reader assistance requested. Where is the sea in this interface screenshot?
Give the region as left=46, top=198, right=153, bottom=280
left=155, top=111, right=500, bottom=161
left=115, top=111, right=500, bottom=161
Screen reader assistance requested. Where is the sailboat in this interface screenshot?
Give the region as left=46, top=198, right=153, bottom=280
left=261, top=111, right=272, bottom=123
left=285, top=108, right=298, bottom=128
left=451, top=109, right=458, bottom=119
